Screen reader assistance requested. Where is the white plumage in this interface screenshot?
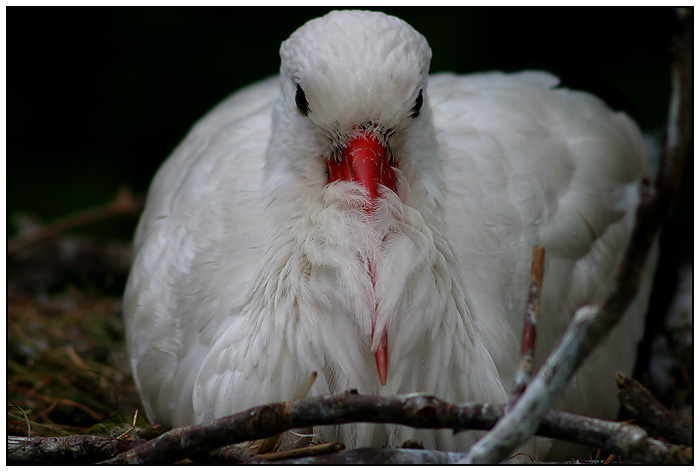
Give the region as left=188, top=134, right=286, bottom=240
left=124, top=11, right=657, bottom=457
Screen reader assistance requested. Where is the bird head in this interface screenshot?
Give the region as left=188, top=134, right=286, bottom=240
left=280, top=10, right=430, bottom=128
left=267, top=10, right=436, bottom=200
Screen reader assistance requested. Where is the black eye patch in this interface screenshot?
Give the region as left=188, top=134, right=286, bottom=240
left=409, top=89, right=423, bottom=119
left=295, top=85, right=310, bottom=116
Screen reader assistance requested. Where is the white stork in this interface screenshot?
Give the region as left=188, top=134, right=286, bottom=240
left=124, top=10, right=657, bottom=458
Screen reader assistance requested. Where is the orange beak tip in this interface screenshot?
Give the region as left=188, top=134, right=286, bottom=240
left=374, top=333, right=388, bottom=386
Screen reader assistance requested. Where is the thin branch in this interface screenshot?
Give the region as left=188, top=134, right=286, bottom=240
left=115, top=410, right=140, bottom=440
left=616, top=373, right=692, bottom=446
left=7, top=186, right=144, bottom=254
left=94, top=393, right=690, bottom=465
left=461, top=8, right=692, bottom=464
left=512, top=245, right=546, bottom=400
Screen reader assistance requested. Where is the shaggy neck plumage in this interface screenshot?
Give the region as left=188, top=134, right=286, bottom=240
left=248, top=138, right=479, bottom=392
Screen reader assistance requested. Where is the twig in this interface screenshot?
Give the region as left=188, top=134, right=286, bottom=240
left=8, top=404, right=32, bottom=439
left=616, top=373, right=692, bottom=446
left=7, top=186, right=143, bottom=254
left=116, top=410, right=140, bottom=440
left=64, top=346, right=91, bottom=371
left=512, top=245, right=545, bottom=400
left=461, top=8, right=692, bottom=464
left=96, top=392, right=690, bottom=465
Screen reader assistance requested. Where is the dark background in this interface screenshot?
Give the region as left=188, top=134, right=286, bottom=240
left=8, top=7, right=688, bottom=241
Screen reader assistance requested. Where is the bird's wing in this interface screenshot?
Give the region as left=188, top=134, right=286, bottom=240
left=430, top=71, right=654, bottom=420
left=123, top=77, right=280, bottom=425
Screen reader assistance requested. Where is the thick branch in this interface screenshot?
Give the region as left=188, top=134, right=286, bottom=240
left=8, top=435, right=143, bottom=465
left=460, top=8, right=692, bottom=464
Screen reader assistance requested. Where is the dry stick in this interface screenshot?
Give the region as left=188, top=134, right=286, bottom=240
left=616, top=373, right=692, bottom=446
left=97, top=393, right=691, bottom=465
left=115, top=410, right=140, bottom=440
left=7, top=186, right=144, bottom=254
left=512, top=245, right=546, bottom=400
left=461, top=8, right=693, bottom=464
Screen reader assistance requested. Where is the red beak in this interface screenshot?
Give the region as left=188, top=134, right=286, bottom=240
left=327, top=131, right=395, bottom=386
left=328, top=132, right=397, bottom=202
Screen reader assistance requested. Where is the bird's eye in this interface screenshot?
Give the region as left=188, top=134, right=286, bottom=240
left=409, top=89, right=423, bottom=119
left=295, top=85, right=310, bottom=116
